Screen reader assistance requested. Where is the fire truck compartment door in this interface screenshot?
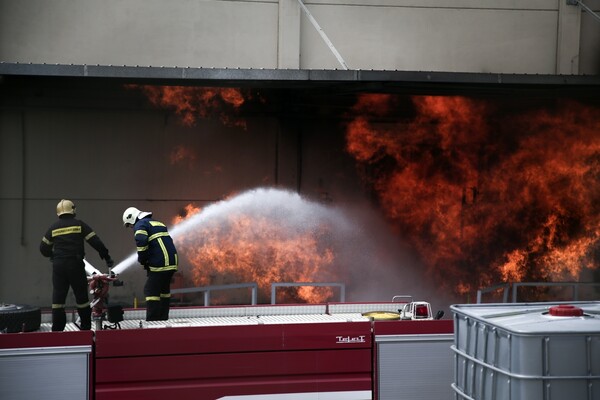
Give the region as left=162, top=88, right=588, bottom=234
left=0, top=344, right=92, bottom=400
left=375, top=333, right=454, bottom=400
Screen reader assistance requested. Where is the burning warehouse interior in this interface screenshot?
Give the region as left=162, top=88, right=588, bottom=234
left=1, top=67, right=600, bottom=315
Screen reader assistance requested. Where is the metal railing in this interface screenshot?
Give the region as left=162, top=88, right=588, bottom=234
left=171, top=282, right=258, bottom=306
left=476, top=283, right=511, bottom=303
left=169, top=281, right=346, bottom=306
left=477, top=281, right=600, bottom=303
left=270, top=282, right=345, bottom=304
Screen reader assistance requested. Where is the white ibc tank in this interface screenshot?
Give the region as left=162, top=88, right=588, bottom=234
left=451, top=302, right=600, bottom=400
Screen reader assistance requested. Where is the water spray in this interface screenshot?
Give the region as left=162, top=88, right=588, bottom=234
left=109, top=190, right=278, bottom=275
left=110, top=253, right=139, bottom=275
left=107, top=187, right=432, bottom=304
left=84, top=259, right=103, bottom=276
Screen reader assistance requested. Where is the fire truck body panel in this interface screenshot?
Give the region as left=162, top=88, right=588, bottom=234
left=95, top=321, right=373, bottom=400
left=94, top=319, right=373, bottom=356
left=0, top=302, right=454, bottom=400
left=96, top=350, right=372, bottom=400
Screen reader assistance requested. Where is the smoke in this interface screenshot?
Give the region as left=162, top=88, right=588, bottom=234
left=169, top=187, right=440, bottom=304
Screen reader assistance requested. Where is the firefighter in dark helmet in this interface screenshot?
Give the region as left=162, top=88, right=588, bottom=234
left=122, top=206, right=178, bottom=321
left=40, top=199, right=114, bottom=331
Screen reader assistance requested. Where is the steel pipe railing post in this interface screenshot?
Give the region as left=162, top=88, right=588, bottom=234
left=512, top=283, right=520, bottom=303
left=503, top=284, right=510, bottom=303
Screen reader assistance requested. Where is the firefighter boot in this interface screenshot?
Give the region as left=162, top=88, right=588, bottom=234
left=52, top=308, right=67, bottom=331
left=146, top=300, right=161, bottom=321
left=78, top=306, right=92, bottom=330
left=159, top=296, right=170, bottom=321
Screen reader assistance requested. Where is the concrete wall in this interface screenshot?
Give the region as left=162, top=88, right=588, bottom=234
left=580, top=3, right=600, bottom=74
left=1, top=0, right=599, bottom=74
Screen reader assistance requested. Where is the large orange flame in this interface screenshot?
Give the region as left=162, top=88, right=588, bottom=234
left=171, top=191, right=345, bottom=304
left=127, top=85, right=247, bottom=128
left=345, top=94, right=600, bottom=298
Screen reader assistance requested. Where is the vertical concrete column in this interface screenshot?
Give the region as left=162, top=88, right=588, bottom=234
left=278, top=0, right=301, bottom=68
left=557, top=0, right=582, bottom=74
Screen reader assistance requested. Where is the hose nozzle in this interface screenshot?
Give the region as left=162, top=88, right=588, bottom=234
left=108, top=269, right=124, bottom=286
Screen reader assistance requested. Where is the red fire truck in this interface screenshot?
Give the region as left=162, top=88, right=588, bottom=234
left=0, top=293, right=453, bottom=400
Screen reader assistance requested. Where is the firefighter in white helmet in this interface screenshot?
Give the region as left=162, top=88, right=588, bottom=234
left=40, top=199, right=114, bottom=331
left=123, top=207, right=178, bottom=321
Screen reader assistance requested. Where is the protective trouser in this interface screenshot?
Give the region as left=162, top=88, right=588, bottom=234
left=144, top=270, right=175, bottom=321
left=52, top=259, right=91, bottom=331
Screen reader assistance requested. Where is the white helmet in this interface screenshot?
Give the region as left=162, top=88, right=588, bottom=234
left=122, top=207, right=152, bottom=227
left=56, top=199, right=76, bottom=216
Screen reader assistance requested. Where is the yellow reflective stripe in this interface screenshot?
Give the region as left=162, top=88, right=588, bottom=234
left=147, top=233, right=172, bottom=266
left=76, top=302, right=90, bottom=308
left=175, top=254, right=178, bottom=266
left=52, top=304, right=65, bottom=309
left=42, top=237, right=52, bottom=245
left=148, top=232, right=169, bottom=242
left=135, top=229, right=148, bottom=236
left=158, top=238, right=169, bottom=265
left=146, top=296, right=160, bottom=301
left=148, top=265, right=178, bottom=272
left=137, top=245, right=149, bottom=252
left=160, top=293, right=171, bottom=298
left=149, top=221, right=166, bottom=227
left=52, top=226, right=82, bottom=237
left=85, top=231, right=96, bottom=241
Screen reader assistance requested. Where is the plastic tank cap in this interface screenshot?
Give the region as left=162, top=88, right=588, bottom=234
left=549, top=305, right=583, bottom=317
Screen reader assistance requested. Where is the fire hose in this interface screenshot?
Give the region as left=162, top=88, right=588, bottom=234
left=84, top=259, right=124, bottom=329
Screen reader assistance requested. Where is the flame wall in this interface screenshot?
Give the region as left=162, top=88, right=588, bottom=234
left=1, top=77, right=599, bottom=308
left=345, top=94, right=600, bottom=299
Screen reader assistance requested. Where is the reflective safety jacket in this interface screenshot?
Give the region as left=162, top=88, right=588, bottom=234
left=40, top=214, right=110, bottom=261
left=133, top=217, right=178, bottom=272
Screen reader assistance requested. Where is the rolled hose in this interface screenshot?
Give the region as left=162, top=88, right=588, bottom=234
left=362, top=311, right=401, bottom=321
